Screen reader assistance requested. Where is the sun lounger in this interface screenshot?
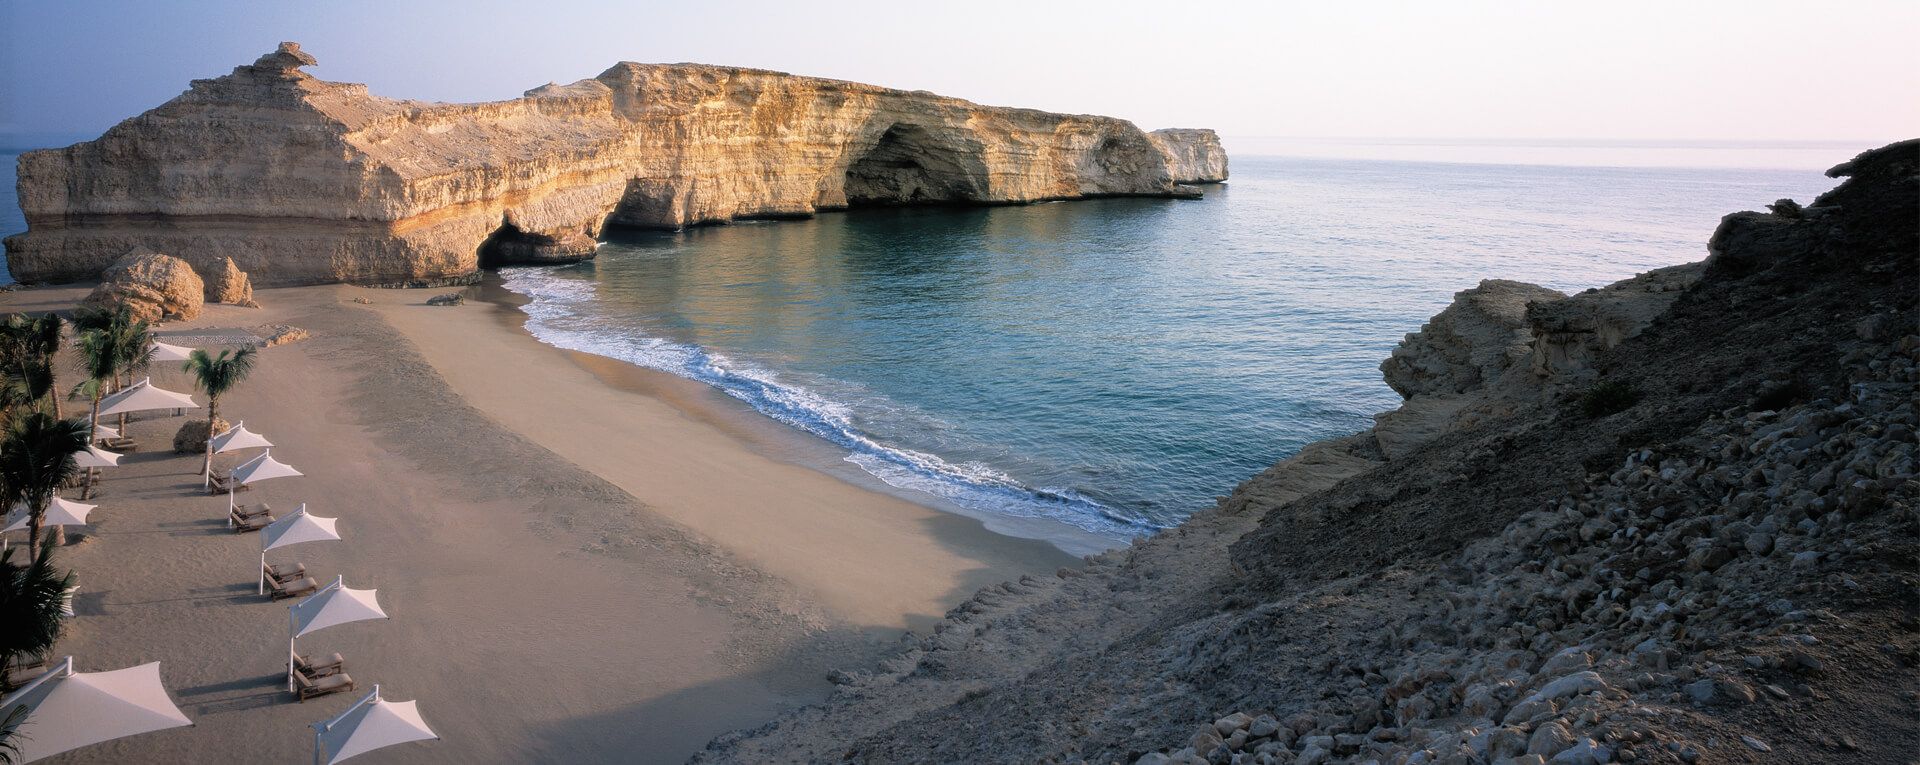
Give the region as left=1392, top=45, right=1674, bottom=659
left=265, top=562, right=306, bottom=582
left=268, top=575, right=318, bottom=600
left=98, top=435, right=135, bottom=451
left=294, top=652, right=346, bottom=678
left=230, top=510, right=274, bottom=533
left=294, top=670, right=355, bottom=702
left=209, top=475, right=252, bottom=495
left=233, top=503, right=272, bottom=520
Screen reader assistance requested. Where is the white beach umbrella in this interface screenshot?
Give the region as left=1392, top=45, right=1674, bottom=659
left=95, top=377, right=198, bottom=417
left=312, top=685, right=439, bottom=765
left=148, top=341, right=196, bottom=362
left=4, top=497, right=96, bottom=533
left=73, top=444, right=122, bottom=468
left=223, top=450, right=302, bottom=517
left=258, top=504, right=340, bottom=594
left=210, top=421, right=273, bottom=454
left=287, top=577, right=387, bottom=691
left=1, top=497, right=97, bottom=552
left=206, top=421, right=275, bottom=487
left=229, top=450, right=302, bottom=486
left=0, top=657, right=192, bottom=762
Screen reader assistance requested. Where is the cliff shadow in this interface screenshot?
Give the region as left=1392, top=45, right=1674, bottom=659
left=840, top=123, right=991, bottom=207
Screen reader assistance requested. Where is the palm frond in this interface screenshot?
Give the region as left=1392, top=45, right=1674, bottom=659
left=183, top=347, right=257, bottom=399
left=0, top=537, right=73, bottom=694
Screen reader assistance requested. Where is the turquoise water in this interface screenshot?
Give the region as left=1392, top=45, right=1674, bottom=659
left=499, top=155, right=1841, bottom=547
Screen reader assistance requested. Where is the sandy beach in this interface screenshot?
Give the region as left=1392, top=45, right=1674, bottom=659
left=1, top=282, right=1073, bottom=763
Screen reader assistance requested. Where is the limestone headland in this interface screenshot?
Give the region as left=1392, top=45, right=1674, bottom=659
left=5, top=42, right=1229, bottom=287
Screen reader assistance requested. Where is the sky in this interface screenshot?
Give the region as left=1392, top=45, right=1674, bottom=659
left=2, top=0, right=1916, bottom=151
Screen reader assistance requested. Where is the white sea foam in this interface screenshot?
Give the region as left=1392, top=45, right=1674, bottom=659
left=500, top=266, right=1162, bottom=540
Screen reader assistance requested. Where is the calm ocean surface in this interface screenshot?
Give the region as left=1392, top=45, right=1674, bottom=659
left=497, top=153, right=1843, bottom=549
left=0, top=141, right=1859, bottom=550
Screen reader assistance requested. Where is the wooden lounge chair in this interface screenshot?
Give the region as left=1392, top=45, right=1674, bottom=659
left=98, top=435, right=135, bottom=451
left=265, top=562, right=306, bottom=582
left=267, top=574, right=318, bottom=601
left=233, top=503, right=272, bottom=520
left=230, top=510, right=274, bottom=533
left=293, top=670, right=355, bottom=702
left=294, top=652, right=346, bottom=678
left=209, top=474, right=251, bottom=495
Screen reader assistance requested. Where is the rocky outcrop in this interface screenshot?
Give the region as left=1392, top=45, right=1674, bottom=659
left=1381, top=279, right=1568, bottom=398
left=1149, top=128, right=1229, bottom=184
left=254, top=324, right=309, bottom=347
left=5, top=42, right=1227, bottom=286
left=203, top=256, right=257, bottom=306
left=695, top=141, right=1920, bottom=764
left=1525, top=263, right=1698, bottom=382
left=82, top=248, right=204, bottom=322
left=1366, top=263, right=1703, bottom=459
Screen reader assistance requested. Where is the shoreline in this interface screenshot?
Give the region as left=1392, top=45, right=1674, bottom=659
left=471, top=273, right=1132, bottom=558
left=0, top=281, right=1075, bottom=763
left=366, top=279, right=1078, bottom=628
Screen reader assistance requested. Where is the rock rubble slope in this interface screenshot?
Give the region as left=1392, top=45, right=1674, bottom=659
left=697, top=140, right=1918, bottom=764
left=6, top=42, right=1227, bottom=287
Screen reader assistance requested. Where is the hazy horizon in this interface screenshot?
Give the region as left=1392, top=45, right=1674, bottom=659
left=4, top=0, right=1916, bottom=150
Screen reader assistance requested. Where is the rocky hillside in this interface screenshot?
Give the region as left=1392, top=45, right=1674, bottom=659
left=697, top=140, right=1918, bottom=764
left=5, top=43, right=1226, bottom=287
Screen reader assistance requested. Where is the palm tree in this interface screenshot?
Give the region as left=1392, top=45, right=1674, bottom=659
left=71, top=307, right=150, bottom=433
left=0, top=538, right=72, bottom=694
left=0, top=365, right=53, bottom=420
left=0, top=414, right=90, bottom=560
left=1, top=704, right=26, bottom=765
left=182, top=347, right=255, bottom=477
left=74, top=331, right=120, bottom=439
left=0, top=315, right=63, bottom=422
left=71, top=330, right=130, bottom=501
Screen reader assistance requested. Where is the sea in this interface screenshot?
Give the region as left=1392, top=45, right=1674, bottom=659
left=0, top=138, right=1864, bottom=552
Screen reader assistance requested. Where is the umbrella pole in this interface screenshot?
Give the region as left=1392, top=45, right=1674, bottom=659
left=259, top=552, right=267, bottom=596
left=289, top=609, right=298, bottom=693
left=228, top=487, right=236, bottom=526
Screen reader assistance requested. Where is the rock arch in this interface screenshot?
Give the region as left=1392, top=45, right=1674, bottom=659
left=841, top=123, right=991, bottom=206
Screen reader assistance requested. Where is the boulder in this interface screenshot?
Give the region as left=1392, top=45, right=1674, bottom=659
left=426, top=293, right=465, bottom=306
left=255, top=324, right=310, bottom=347
left=174, top=416, right=231, bottom=454
left=83, top=248, right=205, bottom=322
left=204, top=256, right=258, bottom=306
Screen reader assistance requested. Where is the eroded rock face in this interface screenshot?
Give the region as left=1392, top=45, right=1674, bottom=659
left=1526, top=263, right=1700, bottom=381
left=82, top=248, right=205, bottom=322
left=1149, top=128, right=1229, bottom=183
left=1381, top=279, right=1567, bottom=398
left=6, top=42, right=1227, bottom=286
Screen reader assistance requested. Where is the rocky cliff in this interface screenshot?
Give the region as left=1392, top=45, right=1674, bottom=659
left=696, top=140, right=1919, bottom=764
left=5, top=43, right=1228, bottom=287
left=1150, top=129, right=1230, bottom=184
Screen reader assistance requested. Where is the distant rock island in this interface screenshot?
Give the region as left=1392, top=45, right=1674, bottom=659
left=3, top=42, right=1228, bottom=287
